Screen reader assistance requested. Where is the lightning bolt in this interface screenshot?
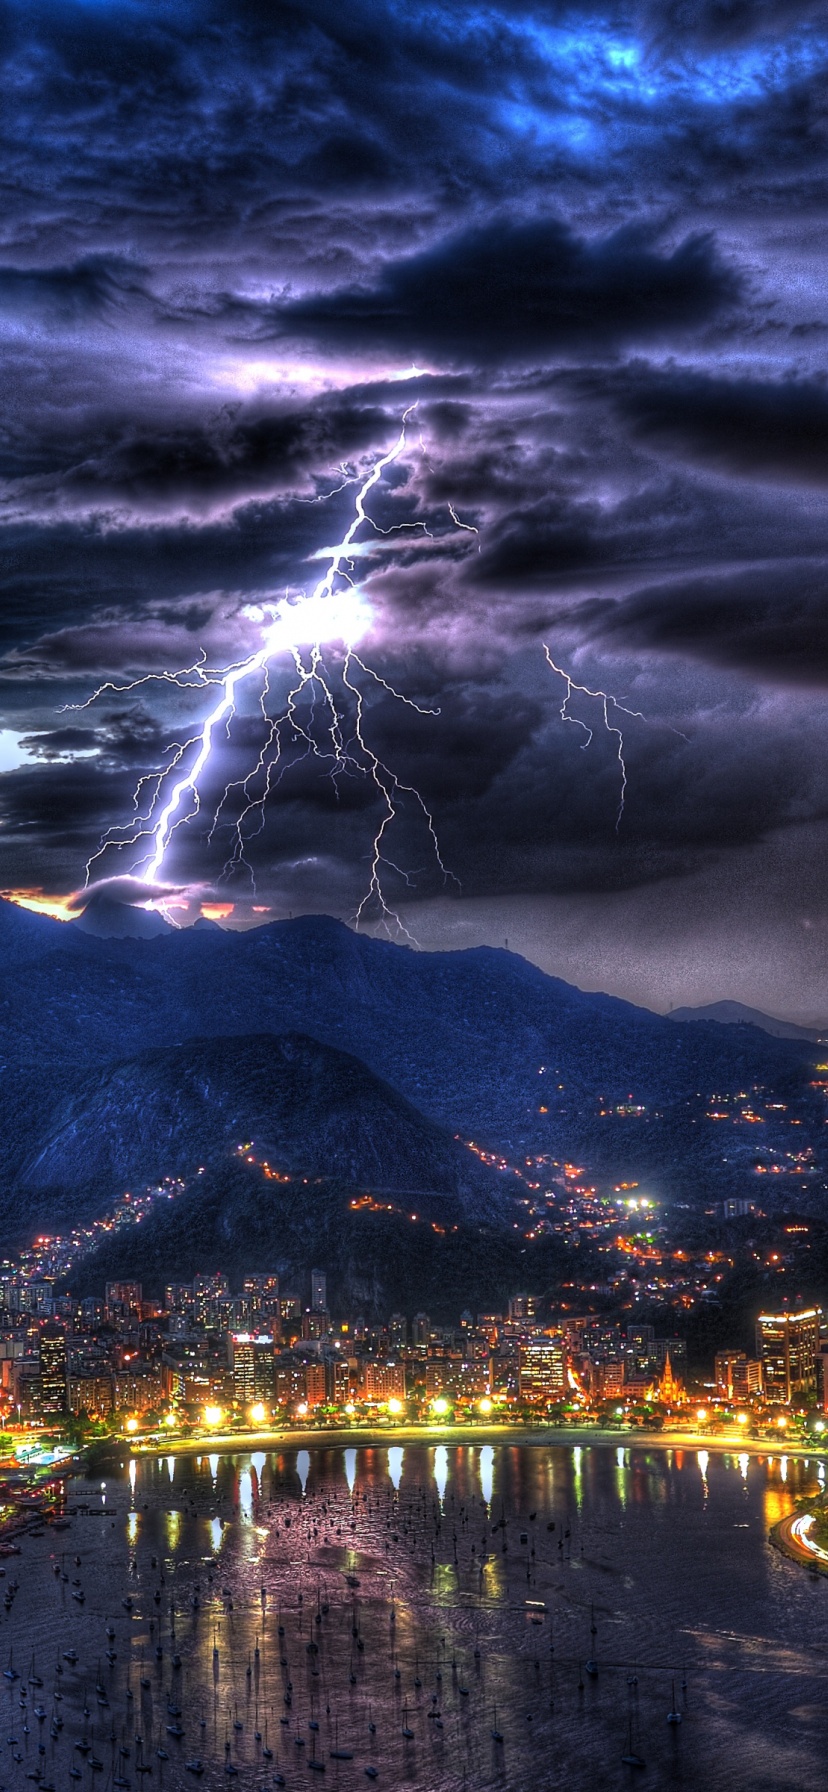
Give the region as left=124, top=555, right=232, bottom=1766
left=77, top=406, right=457, bottom=934
left=543, top=647, right=688, bottom=830
left=543, top=648, right=646, bottom=832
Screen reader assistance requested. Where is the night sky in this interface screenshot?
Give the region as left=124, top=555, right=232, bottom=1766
left=2, top=0, right=828, bottom=1019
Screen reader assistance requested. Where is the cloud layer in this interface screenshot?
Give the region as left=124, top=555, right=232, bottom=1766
left=1, top=0, right=828, bottom=1010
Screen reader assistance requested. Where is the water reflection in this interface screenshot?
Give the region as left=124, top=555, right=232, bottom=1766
left=33, top=1442, right=828, bottom=1792
left=434, top=1444, right=448, bottom=1505
left=479, top=1443, right=494, bottom=1508
left=698, top=1449, right=709, bottom=1500
left=343, top=1447, right=356, bottom=1496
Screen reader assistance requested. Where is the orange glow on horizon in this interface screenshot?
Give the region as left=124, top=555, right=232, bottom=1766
left=200, top=902, right=235, bottom=921
left=2, top=889, right=75, bottom=922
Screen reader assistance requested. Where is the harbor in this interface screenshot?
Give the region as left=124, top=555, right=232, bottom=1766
left=0, top=1442, right=824, bottom=1789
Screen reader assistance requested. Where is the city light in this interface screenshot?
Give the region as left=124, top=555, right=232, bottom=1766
left=204, top=1405, right=223, bottom=1428
left=125, top=1416, right=139, bottom=1432
left=296, top=1401, right=308, bottom=1417
left=387, top=1398, right=403, bottom=1416
left=431, top=1397, right=450, bottom=1417
left=696, top=1408, right=707, bottom=1422
left=736, top=1412, right=748, bottom=1425
left=164, top=1412, right=177, bottom=1427
left=344, top=1402, right=356, bottom=1416
left=250, top=1402, right=267, bottom=1424
left=777, top=1416, right=788, bottom=1428
left=478, top=1397, right=493, bottom=1414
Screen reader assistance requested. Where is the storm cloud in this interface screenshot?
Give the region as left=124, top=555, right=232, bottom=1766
left=1, top=0, right=828, bottom=1014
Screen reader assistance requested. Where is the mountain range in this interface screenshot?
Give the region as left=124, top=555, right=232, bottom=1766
left=0, top=899, right=824, bottom=1305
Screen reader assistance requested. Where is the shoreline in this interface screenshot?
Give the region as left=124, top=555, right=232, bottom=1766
left=124, top=1421, right=828, bottom=1461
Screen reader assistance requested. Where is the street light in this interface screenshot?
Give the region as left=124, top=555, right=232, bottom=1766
left=204, top=1405, right=223, bottom=1428
left=387, top=1398, right=403, bottom=1416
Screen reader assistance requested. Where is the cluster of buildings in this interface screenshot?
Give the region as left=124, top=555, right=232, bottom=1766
left=0, top=1270, right=684, bottom=1429
left=0, top=1261, right=826, bottom=1436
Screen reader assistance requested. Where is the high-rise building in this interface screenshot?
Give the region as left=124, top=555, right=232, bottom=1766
left=231, top=1334, right=275, bottom=1406
left=715, top=1350, right=763, bottom=1402
left=518, top=1338, right=566, bottom=1403
left=38, top=1329, right=67, bottom=1416
left=412, top=1313, right=430, bottom=1349
left=193, top=1274, right=229, bottom=1326
left=310, top=1270, right=327, bottom=1313
left=105, top=1282, right=142, bottom=1320
left=362, top=1361, right=406, bottom=1402
left=756, top=1308, right=822, bottom=1402
left=817, top=1342, right=828, bottom=1413
left=389, top=1313, right=408, bottom=1350
left=243, top=1274, right=280, bottom=1318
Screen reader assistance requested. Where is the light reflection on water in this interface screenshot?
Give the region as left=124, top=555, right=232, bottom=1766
left=433, top=1444, right=448, bottom=1505
left=0, top=1443, right=824, bottom=1792
left=479, top=1442, right=494, bottom=1508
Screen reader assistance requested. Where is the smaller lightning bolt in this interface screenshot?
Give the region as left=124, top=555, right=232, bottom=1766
left=543, top=648, right=647, bottom=832
left=544, top=647, right=689, bottom=831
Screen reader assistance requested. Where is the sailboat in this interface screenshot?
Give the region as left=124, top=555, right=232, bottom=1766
left=621, top=1715, right=645, bottom=1767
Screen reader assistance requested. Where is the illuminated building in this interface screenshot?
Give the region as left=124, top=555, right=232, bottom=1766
left=193, top=1274, right=229, bottom=1327
left=362, top=1361, right=406, bottom=1402
left=715, top=1350, right=763, bottom=1401
left=304, top=1361, right=326, bottom=1407
left=67, top=1371, right=114, bottom=1418
left=324, top=1355, right=351, bottom=1402
left=817, top=1341, right=828, bottom=1413
left=389, top=1313, right=408, bottom=1349
left=411, top=1313, right=430, bottom=1349
left=38, top=1328, right=67, bottom=1416
left=231, top=1334, right=274, bottom=1404
left=105, top=1281, right=142, bottom=1321
left=310, top=1269, right=327, bottom=1313
left=647, top=1350, right=684, bottom=1406
left=592, top=1358, right=625, bottom=1400
left=756, top=1308, right=821, bottom=1402
left=518, top=1338, right=566, bottom=1402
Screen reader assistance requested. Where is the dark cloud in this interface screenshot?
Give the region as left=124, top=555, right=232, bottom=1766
left=0, top=258, right=147, bottom=324
left=279, top=220, right=739, bottom=363
left=576, top=563, right=828, bottom=684
left=614, top=370, right=828, bottom=487
left=0, top=0, right=826, bottom=1004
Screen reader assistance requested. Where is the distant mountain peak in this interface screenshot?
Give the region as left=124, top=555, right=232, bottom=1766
left=668, top=999, right=825, bottom=1042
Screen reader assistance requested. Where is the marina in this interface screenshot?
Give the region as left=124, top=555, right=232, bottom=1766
left=0, top=1443, right=823, bottom=1789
